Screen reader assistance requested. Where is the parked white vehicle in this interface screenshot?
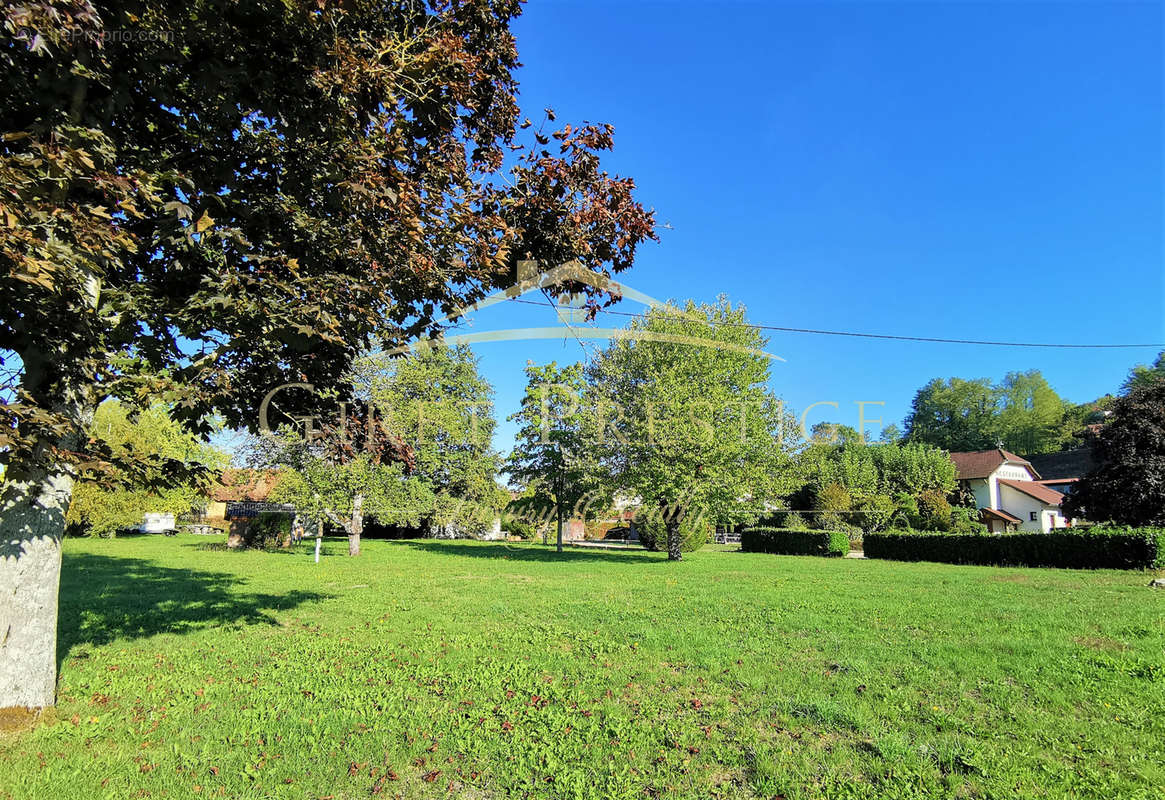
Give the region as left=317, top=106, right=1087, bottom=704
left=139, top=512, right=177, bottom=535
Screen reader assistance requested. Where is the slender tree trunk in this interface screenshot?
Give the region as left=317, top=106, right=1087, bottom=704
left=0, top=466, right=74, bottom=709
left=665, top=520, right=682, bottom=561
left=348, top=493, right=363, bottom=556
left=555, top=504, right=564, bottom=553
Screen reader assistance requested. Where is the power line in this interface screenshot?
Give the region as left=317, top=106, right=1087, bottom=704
left=509, top=298, right=1164, bottom=350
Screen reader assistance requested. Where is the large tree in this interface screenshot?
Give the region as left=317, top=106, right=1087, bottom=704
left=505, top=361, right=599, bottom=552
left=994, top=370, right=1068, bottom=455
left=1122, top=350, right=1165, bottom=395
left=904, top=377, right=998, bottom=452
left=587, top=298, right=792, bottom=560
left=0, top=1, right=654, bottom=708
left=1063, top=377, right=1165, bottom=526
left=359, top=344, right=505, bottom=537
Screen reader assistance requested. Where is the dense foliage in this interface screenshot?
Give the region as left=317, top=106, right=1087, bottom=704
left=864, top=527, right=1165, bottom=569
left=740, top=527, right=849, bottom=557
left=505, top=361, right=602, bottom=551
left=904, top=371, right=1071, bottom=455
left=1, top=0, right=655, bottom=482
left=1065, top=377, right=1165, bottom=526
left=1122, top=350, right=1165, bottom=394
left=783, top=439, right=962, bottom=534
left=904, top=377, right=999, bottom=452
left=66, top=401, right=226, bottom=537
left=635, top=513, right=711, bottom=554
left=587, top=298, right=794, bottom=559
left=239, top=512, right=292, bottom=549
left=361, top=345, right=506, bottom=537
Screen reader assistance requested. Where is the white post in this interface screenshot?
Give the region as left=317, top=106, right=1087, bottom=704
left=315, top=518, right=322, bottom=563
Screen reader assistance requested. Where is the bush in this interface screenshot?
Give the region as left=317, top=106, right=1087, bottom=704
left=740, top=527, right=849, bottom=557
left=864, top=526, right=1165, bottom=569
left=815, top=482, right=852, bottom=514
left=949, top=505, right=987, bottom=534
left=916, top=489, right=952, bottom=531
left=854, top=494, right=896, bottom=533
left=783, top=511, right=809, bottom=530
left=637, top=514, right=710, bottom=553
left=500, top=514, right=537, bottom=540
left=243, top=512, right=292, bottom=548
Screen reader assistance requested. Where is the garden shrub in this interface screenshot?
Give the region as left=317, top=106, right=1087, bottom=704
left=864, top=526, right=1165, bottom=569
left=916, top=489, right=952, bottom=531
left=242, top=512, right=292, bottom=548
left=815, top=482, right=852, bottom=514
left=949, top=505, right=987, bottom=534
left=637, top=514, right=710, bottom=553
left=854, top=494, right=895, bottom=533
left=740, top=527, right=849, bottom=557
left=783, top=511, right=809, bottom=530
left=892, top=492, right=918, bottom=524
left=500, top=515, right=536, bottom=540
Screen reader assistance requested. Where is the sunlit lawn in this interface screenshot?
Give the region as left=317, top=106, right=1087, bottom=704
left=1, top=534, right=1162, bottom=799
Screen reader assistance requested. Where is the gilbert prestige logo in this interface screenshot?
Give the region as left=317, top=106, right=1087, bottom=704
left=383, top=259, right=785, bottom=361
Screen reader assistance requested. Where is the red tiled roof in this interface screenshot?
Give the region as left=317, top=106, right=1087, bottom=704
left=949, top=449, right=1039, bottom=480
left=998, top=478, right=1063, bottom=507
left=981, top=507, right=1022, bottom=525
left=210, top=469, right=283, bottom=502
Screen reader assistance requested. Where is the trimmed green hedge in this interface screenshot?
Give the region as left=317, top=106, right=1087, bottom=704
left=864, top=527, right=1165, bottom=570
left=741, top=527, right=849, bottom=557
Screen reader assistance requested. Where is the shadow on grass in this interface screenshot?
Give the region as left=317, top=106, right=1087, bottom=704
left=56, top=552, right=331, bottom=667
left=391, top=539, right=663, bottom=565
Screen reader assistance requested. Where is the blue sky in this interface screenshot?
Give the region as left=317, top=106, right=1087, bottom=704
left=452, top=0, right=1163, bottom=456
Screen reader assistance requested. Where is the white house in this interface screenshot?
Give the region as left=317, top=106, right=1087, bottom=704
left=950, top=449, right=1068, bottom=533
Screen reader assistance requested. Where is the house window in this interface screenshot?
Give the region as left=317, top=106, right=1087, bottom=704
left=1029, top=511, right=1038, bottom=521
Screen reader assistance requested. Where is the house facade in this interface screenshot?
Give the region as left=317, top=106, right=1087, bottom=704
left=950, top=449, right=1068, bottom=533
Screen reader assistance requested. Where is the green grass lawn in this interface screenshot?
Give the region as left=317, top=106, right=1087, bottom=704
left=1, top=535, right=1162, bottom=800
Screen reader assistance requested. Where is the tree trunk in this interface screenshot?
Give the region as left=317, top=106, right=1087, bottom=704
left=348, top=493, right=363, bottom=556
left=0, top=466, right=74, bottom=709
left=666, top=519, right=682, bottom=562
left=556, top=504, right=564, bottom=553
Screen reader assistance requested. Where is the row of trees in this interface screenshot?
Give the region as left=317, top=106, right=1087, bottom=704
left=905, top=371, right=1093, bottom=454
left=903, top=353, right=1165, bottom=455
left=504, top=344, right=1165, bottom=546
left=66, top=339, right=1165, bottom=549
left=252, top=345, right=506, bottom=556
left=782, top=439, right=976, bottom=534
left=502, top=297, right=984, bottom=554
